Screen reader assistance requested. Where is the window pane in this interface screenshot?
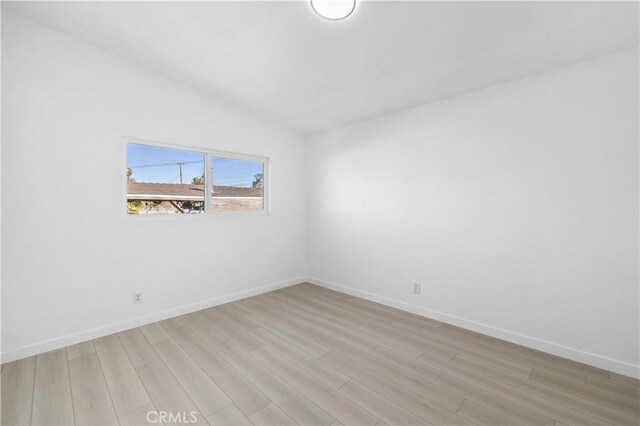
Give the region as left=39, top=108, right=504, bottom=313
left=126, top=144, right=205, bottom=215
left=211, top=157, right=264, bottom=211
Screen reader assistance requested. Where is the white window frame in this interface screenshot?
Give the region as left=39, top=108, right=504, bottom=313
left=123, top=137, right=270, bottom=218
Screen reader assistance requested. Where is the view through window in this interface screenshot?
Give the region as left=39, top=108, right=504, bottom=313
left=211, top=157, right=264, bottom=211
left=126, top=142, right=266, bottom=215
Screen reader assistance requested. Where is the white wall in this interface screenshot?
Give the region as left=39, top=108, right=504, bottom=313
left=307, top=48, right=639, bottom=377
left=1, top=12, right=307, bottom=361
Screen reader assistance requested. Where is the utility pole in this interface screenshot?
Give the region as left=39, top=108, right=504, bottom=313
left=177, top=162, right=185, bottom=184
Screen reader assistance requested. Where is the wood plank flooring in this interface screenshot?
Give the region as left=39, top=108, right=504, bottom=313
left=2, top=283, right=639, bottom=425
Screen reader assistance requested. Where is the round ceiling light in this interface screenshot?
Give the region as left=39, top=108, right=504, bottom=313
left=311, top=0, right=356, bottom=21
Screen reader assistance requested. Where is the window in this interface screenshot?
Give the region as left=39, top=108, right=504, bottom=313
left=211, top=157, right=264, bottom=211
left=126, top=141, right=267, bottom=215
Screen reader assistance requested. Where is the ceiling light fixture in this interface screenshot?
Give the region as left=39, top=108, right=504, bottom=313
left=311, top=0, right=356, bottom=21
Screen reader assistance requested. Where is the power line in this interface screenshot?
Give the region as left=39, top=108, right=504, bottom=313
left=128, top=160, right=202, bottom=169
left=129, top=157, right=239, bottom=169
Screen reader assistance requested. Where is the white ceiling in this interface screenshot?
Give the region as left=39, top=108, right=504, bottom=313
left=5, top=1, right=639, bottom=135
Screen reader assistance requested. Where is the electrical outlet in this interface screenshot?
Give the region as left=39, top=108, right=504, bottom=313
left=133, top=292, right=143, bottom=304
left=412, top=282, right=421, bottom=294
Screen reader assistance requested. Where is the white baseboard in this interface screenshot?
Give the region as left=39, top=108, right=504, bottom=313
left=1, top=277, right=305, bottom=364
left=5, top=275, right=638, bottom=379
left=306, top=276, right=640, bottom=379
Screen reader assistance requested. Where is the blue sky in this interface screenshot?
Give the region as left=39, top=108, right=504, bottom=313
left=127, top=144, right=263, bottom=187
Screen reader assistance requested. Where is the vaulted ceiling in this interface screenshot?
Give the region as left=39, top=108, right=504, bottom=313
left=5, top=1, right=639, bottom=134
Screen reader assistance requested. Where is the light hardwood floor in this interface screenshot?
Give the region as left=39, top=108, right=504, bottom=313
left=2, top=283, right=639, bottom=425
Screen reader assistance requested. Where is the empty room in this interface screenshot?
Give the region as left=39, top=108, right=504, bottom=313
left=1, top=1, right=638, bottom=425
